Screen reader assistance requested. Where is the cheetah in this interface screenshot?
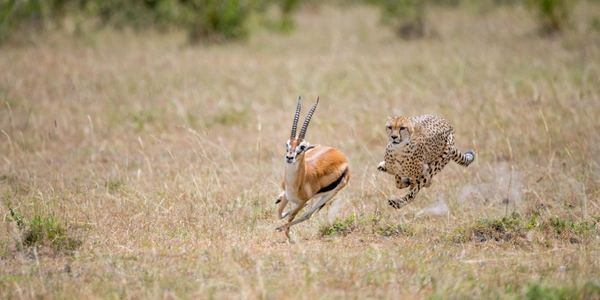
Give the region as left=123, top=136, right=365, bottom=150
left=377, top=114, right=475, bottom=209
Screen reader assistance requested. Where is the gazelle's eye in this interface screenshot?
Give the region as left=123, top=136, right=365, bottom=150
left=299, top=145, right=306, bottom=151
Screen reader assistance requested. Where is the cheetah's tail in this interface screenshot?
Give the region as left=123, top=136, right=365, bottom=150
left=451, top=149, right=475, bottom=167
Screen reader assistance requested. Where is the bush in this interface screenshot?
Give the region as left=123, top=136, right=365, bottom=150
left=453, top=212, right=598, bottom=246
left=368, top=0, right=428, bottom=39
left=6, top=206, right=81, bottom=253
left=188, top=0, right=252, bottom=43
left=0, top=0, right=301, bottom=45
left=525, top=281, right=600, bottom=300
left=524, top=0, right=577, bottom=36
left=319, top=215, right=358, bottom=237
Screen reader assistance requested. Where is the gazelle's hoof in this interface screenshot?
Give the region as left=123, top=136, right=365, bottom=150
left=275, top=226, right=284, bottom=232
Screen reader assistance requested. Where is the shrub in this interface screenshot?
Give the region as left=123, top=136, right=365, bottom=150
left=0, top=0, right=301, bottom=45
left=187, top=0, right=253, bottom=43
left=368, top=0, right=428, bottom=39
left=524, top=0, right=577, bottom=36
left=454, top=212, right=598, bottom=246
left=319, top=215, right=358, bottom=237
left=525, top=281, right=600, bottom=300
left=6, top=206, right=81, bottom=253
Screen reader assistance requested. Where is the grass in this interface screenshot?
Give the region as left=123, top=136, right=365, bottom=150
left=1, top=3, right=600, bottom=299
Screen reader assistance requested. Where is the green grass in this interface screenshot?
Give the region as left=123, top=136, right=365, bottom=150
left=1, top=3, right=600, bottom=299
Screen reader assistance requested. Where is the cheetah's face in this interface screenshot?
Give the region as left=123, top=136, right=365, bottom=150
left=386, top=117, right=414, bottom=147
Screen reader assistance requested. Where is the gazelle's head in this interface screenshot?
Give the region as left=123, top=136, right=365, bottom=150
left=285, top=96, right=319, bottom=164
left=386, top=116, right=415, bottom=147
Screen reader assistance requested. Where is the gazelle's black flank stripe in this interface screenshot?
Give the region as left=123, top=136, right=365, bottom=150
left=316, top=166, right=348, bottom=194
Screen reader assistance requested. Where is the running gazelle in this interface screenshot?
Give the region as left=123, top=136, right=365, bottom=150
left=275, top=97, right=350, bottom=239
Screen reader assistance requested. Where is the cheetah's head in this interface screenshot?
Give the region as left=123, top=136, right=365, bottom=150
left=386, top=116, right=415, bottom=147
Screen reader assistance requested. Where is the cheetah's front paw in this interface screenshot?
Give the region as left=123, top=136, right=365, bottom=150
left=388, top=198, right=408, bottom=209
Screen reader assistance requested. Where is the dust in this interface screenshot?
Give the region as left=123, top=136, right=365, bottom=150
left=457, top=163, right=524, bottom=205
left=327, top=198, right=347, bottom=224
left=417, top=201, right=449, bottom=217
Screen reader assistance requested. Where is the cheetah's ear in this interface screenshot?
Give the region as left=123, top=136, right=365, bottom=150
left=387, top=116, right=392, bottom=121
left=412, top=124, right=423, bottom=136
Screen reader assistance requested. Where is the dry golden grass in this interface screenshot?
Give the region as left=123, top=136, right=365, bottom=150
left=1, top=3, right=600, bottom=299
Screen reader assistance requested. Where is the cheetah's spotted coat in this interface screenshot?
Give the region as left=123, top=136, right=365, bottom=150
left=377, top=114, right=475, bottom=209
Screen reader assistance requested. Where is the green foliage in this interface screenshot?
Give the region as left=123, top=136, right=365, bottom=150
left=455, top=212, right=598, bottom=245
left=319, top=215, right=358, bottom=237
left=524, top=0, right=576, bottom=36
left=590, top=16, right=600, bottom=33
left=368, top=0, right=427, bottom=39
left=369, top=212, right=412, bottom=237
left=188, top=0, right=252, bottom=43
left=524, top=281, right=600, bottom=300
left=106, top=178, right=123, bottom=194
left=0, top=0, right=301, bottom=45
left=253, top=0, right=300, bottom=33
left=130, top=109, right=156, bottom=130
left=5, top=206, right=81, bottom=253
left=0, top=0, right=74, bottom=43
left=7, top=206, right=25, bottom=231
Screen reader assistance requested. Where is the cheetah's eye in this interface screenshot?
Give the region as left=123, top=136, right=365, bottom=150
left=386, top=126, right=392, bottom=130
left=400, top=126, right=407, bottom=131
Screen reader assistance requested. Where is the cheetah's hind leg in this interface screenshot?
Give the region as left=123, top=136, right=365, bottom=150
left=388, top=176, right=423, bottom=209
left=423, top=142, right=453, bottom=188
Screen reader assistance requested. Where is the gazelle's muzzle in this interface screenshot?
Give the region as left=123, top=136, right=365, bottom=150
left=285, top=153, right=296, bottom=164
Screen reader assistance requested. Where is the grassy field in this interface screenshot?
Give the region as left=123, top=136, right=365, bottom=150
left=1, top=3, right=600, bottom=299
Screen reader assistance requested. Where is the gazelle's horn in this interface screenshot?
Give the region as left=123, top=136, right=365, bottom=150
left=290, top=96, right=302, bottom=138
left=299, top=97, right=319, bottom=139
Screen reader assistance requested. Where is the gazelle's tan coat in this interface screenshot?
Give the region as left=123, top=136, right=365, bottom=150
left=275, top=97, right=350, bottom=238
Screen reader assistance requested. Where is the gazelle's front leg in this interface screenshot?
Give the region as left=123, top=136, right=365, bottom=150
left=276, top=192, right=289, bottom=219
left=276, top=202, right=305, bottom=239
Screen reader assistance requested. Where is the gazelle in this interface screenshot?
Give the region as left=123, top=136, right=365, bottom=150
left=275, top=97, right=350, bottom=238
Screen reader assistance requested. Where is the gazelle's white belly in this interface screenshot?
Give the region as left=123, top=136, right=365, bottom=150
left=285, top=190, right=303, bottom=205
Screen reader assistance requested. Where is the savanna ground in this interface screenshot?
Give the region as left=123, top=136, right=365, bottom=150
left=1, top=3, right=600, bottom=299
